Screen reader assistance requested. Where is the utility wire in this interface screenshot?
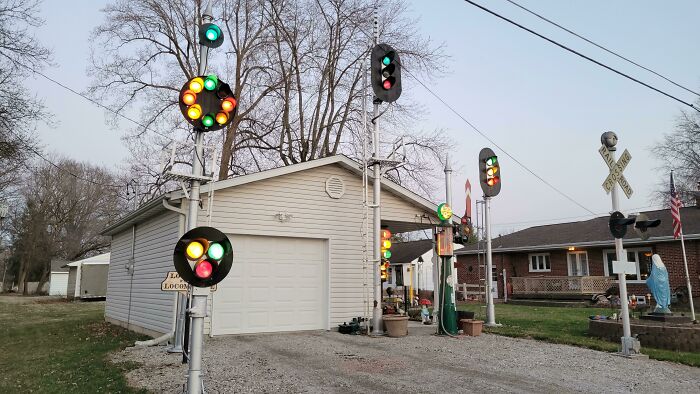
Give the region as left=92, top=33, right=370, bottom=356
left=492, top=204, right=664, bottom=227
left=504, top=0, right=700, bottom=98
left=463, top=0, right=700, bottom=112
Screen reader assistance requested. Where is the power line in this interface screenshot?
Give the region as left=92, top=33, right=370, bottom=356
left=504, top=0, right=700, bottom=98
left=463, top=0, right=700, bottom=112
left=492, top=204, right=664, bottom=227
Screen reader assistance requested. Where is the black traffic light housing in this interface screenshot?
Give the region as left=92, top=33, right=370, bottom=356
left=609, top=211, right=636, bottom=239
left=479, top=147, right=501, bottom=197
left=173, top=226, right=233, bottom=287
left=371, top=43, right=402, bottom=103
left=633, top=213, right=661, bottom=241
left=453, top=217, right=470, bottom=245
left=199, top=23, right=224, bottom=48
left=179, top=75, right=237, bottom=131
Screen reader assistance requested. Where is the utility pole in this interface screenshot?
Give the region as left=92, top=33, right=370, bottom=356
left=370, top=10, right=383, bottom=336
left=186, top=3, right=213, bottom=392
left=437, top=155, right=457, bottom=335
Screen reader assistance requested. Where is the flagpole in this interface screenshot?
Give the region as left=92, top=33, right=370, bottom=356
left=678, top=229, right=696, bottom=322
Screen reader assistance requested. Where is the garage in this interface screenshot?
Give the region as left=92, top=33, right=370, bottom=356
left=211, top=235, right=328, bottom=335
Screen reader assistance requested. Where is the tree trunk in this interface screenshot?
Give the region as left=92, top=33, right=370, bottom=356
left=35, top=266, right=50, bottom=295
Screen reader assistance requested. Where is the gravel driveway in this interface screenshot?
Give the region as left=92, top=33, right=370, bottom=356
left=113, top=323, right=699, bottom=393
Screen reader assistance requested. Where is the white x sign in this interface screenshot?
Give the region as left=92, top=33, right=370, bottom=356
left=599, top=145, right=633, bottom=199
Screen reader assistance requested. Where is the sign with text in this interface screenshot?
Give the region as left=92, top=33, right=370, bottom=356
left=161, top=271, right=217, bottom=293
left=599, top=145, right=633, bottom=198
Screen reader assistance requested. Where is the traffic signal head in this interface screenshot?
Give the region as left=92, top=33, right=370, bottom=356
left=380, top=260, right=389, bottom=281
left=609, top=211, right=636, bottom=239
left=380, top=228, right=392, bottom=259
left=199, top=23, right=224, bottom=48
left=453, top=216, right=470, bottom=245
left=371, top=43, right=402, bottom=103
left=179, top=75, right=237, bottom=131
left=633, top=213, right=661, bottom=241
left=479, top=147, right=501, bottom=197
left=173, top=226, right=233, bottom=287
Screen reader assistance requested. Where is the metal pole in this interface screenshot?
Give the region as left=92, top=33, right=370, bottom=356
left=445, top=154, right=454, bottom=285
left=484, top=196, right=498, bottom=326
left=608, top=147, right=633, bottom=355
left=678, top=230, right=697, bottom=322
left=370, top=10, right=384, bottom=336
left=187, top=3, right=212, bottom=392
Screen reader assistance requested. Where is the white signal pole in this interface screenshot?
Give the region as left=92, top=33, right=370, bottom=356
left=484, top=196, right=498, bottom=326
left=186, top=3, right=213, bottom=393
left=370, top=10, right=383, bottom=336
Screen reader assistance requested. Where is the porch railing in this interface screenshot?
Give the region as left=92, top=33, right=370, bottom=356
left=511, top=276, right=613, bottom=296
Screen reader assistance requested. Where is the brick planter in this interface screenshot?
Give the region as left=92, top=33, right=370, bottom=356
left=589, top=319, right=700, bottom=352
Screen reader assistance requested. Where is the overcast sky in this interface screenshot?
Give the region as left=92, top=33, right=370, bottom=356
left=29, top=1, right=700, bottom=235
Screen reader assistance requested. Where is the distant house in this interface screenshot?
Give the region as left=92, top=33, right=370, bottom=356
left=455, top=206, right=700, bottom=302
left=387, top=239, right=463, bottom=294
left=49, top=259, right=70, bottom=296
left=65, top=253, right=110, bottom=299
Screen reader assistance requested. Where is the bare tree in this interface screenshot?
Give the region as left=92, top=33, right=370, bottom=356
left=652, top=103, right=700, bottom=205
left=90, top=0, right=447, bottom=198
left=0, top=0, right=52, bottom=194
left=9, top=158, right=124, bottom=294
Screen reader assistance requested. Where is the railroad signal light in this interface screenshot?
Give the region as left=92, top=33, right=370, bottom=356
left=479, top=148, right=502, bottom=197
left=174, top=226, right=233, bottom=287
left=633, top=213, right=661, bottom=241
left=371, top=43, right=402, bottom=103
left=199, top=23, right=224, bottom=48
left=380, top=228, right=392, bottom=260
left=609, top=211, right=636, bottom=239
left=179, top=75, right=236, bottom=131
left=380, top=260, right=389, bottom=281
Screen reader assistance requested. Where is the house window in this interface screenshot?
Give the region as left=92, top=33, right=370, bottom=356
left=567, top=251, right=589, bottom=276
left=603, top=248, right=653, bottom=282
left=395, top=265, right=404, bottom=286
left=529, top=254, right=551, bottom=272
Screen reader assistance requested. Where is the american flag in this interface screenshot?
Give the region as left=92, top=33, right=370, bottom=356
left=670, top=172, right=682, bottom=238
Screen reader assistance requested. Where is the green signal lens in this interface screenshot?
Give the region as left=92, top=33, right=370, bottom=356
left=204, top=75, right=218, bottom=91
left=202, top=114, right=215, bottom=127
left=382, top=250, right=392, bottom=259
left=207, top=243, right=225, bottom=260
left=205, top=25, right=221, bottom=41
left=382, top=56, right=390, bottom=66
left=486, top=156, right=498, bottom=166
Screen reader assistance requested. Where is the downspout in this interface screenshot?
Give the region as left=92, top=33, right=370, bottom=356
left=136, top=196, right=187, bottom=347
left=126, top=225, right=136, bottom=329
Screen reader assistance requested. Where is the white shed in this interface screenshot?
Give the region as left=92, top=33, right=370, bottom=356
left=65, top=253, right=110, bottom=299
left=49, top=259, right=70, bottom=296
left=102, top=155, right=456, bottom=337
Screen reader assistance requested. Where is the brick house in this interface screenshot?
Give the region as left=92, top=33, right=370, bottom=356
left=454, top=206, right=700, bottom=302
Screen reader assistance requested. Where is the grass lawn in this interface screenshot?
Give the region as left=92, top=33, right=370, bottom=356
left=457, top=303, right=700, bottom=367
left=0, top=299, right=148, bottom=393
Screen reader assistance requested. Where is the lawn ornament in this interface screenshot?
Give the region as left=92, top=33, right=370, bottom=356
left=646, top=254, right=671, bottom=314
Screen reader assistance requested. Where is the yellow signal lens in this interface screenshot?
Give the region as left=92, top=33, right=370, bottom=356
left=382, top=240, right=392, bottom=249
left=186, top=241, right=205, bottom=260
left=487, top=167, right=498, bottom=176
left=187, top=104, right=202, bottom=119
left=215, top=111, right=229, bottom=125
left=189, top=77, right=204, bottom=93
left=182, top=90, right=196, bottom=105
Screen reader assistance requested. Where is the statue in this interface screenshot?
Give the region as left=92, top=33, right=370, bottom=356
left=646, top=254, right=671, bottom=314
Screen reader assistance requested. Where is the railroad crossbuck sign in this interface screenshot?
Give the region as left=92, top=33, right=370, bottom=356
left=599, top=145, right=633, bottom=198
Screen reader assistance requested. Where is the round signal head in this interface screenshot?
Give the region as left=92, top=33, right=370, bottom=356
left=182, top=90, right=196, bottom=105
left=381, top=229, right=392, bottom=239
left=221, top=97, right=237, bottom=112
left=215, top=112, right=229, bottom=125
left=437, top=203, right=453, bottom=221
left=194, top=261, right=213, bottom=279
left=382, top=56, right=391, bottom=66
left=207, top=243, right=225, bottom=260
left=187, top=104, right=202, bottom=119
left=189, top=77, right=204, bottom=93
left=202, top=114, right=215, bottom=127
left=186, top=241, right=205, bottom=260
left=486, top=156, right=498, bottom=166
left=383, top=250, right=392, bottom=259
left=205, top=25, right=221, bottom=41
left=382, top=239, right=392, bottom=249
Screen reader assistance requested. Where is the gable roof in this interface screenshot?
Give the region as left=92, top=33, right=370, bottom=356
left=388, top=239, right=434, bottom=265
left=455, top=206, right=700, bottom=255
left=64, top=253, right=111, bottom=267
left=102, top=154, right=458, bottom=236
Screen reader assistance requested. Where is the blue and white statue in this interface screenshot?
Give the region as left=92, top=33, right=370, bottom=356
left=646, top=254, right=671, bottom=314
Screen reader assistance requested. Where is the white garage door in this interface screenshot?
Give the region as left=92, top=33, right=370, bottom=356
left=49, top=272, right=69, bottom=296
left=211, top=235, right=328, bottom=335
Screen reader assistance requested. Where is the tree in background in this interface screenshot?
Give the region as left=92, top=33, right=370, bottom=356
left=89, top=0, right=448, bottom=201
left=0, top=0, right=52, bottom=195
left=653, top=104, right=700, bottom=205
left=7, top=158, right=124, bottom=294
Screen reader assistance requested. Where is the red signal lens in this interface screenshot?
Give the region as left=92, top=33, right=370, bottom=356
left=383, top=80, right=392, bottom=90
left=221, top=97, right=237, bottom=112
left=381, top=229, right=391, bottom=239
left=182, top=90, right=196, bottom=105
left=194, top=261, right=213, bottom=279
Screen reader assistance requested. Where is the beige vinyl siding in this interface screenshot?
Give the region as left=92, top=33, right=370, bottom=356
left=198, top=163, right=433, bottom=331
left=105, top=211, right=181, bottom=335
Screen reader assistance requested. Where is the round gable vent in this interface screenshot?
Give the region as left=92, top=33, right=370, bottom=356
left=325, top=176, right=345, bottom=199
